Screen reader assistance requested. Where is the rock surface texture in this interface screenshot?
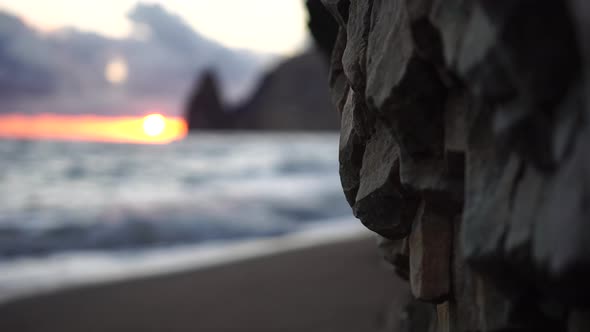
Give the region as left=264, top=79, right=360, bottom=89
left=317, top=0, right=590, bottom=330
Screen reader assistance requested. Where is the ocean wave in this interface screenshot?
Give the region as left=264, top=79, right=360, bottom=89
left=0, top=134, right=351, bottom=259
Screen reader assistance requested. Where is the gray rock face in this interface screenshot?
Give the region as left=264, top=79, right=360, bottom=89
left=185, top=50, right=339, bottom=131
left=366, top=0, right=445, bottom=162
left=354, top=120, right=410, bottom=238
left=342, top=0, right=372, bottom=94
left=409, top=201, right=451, bottom=303
left=329, top=28, right=350, bottom=114
left=185, top=71, right=229, bottom=130
left=338, top=91, right=363, bottom=206
left=316, top=0, right=590, bottom=330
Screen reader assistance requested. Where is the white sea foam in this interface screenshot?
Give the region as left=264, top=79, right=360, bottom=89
left=0, top=134, right=365, bottom=304
left=0, top=218, right=373, bottom=304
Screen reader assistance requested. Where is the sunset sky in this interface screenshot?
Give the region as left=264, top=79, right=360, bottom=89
left=0, top=1, right=312, bottom=143
left=0, top=113, right=188, bottom=144
left=0, top=0, right=309, bottom=55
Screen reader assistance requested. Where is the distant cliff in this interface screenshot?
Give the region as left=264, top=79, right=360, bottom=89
left=185, top=71, right=232, bottom=131
left=184, top=50, right=339, bottom=131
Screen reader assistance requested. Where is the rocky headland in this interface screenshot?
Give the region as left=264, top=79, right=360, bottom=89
left=184, top=50, right=339, bottom=131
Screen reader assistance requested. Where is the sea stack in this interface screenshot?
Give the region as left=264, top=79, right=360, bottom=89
left=185, top=70, right=231, bottom=131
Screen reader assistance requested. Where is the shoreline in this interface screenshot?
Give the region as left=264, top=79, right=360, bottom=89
left=0, top=236, right=410, bottom=332
left=0, top=219, right=372, bottom=304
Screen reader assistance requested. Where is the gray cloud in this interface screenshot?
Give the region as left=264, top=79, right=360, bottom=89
left=0, top=12, right=57, bottom=99
left=0, top=3, right=275, bottom=116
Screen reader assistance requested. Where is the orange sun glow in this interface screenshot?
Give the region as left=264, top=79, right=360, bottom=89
left=0, top=113, right=187, bottom=144
left=142, top=114, right=166, bottom=137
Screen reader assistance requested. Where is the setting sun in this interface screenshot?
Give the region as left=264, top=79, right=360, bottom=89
left=143, top=114, right=167, bottom=137
left=0, top=114, right=187, bottom=144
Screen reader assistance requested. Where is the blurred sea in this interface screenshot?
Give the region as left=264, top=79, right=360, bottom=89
left=0, top=133, right=365, bottom=302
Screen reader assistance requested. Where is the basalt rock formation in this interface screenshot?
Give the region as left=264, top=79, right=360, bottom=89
left=233, top=51, right=338, bottom=131
left=184, top=50, right=338, bottom=131
left=185, top=71, right=231, bottom=131
left=306, top=0, right=341, bottom=58
left=317, top=0, right=590, bottom=330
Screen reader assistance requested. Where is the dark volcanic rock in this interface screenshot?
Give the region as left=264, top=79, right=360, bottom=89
left=397, top=300, right=435, bottom=332
left=235, top=50, right=338, bottom=131
left=320, top=0, right=350, bottom=27
left=569, top=310, right=590, bottom=332
left=342, top=0, right=372, bottom=94
left=185, top=71, right=229, bottom=131
left=306, top=0, right=340, bottom=58
left=338, top=91, right=364, bottom=206
left=376, top=235, right=410, bottom=281
left=328, top=28, right=350, bottom=114
left=366, top=0, right=447, bottom=205
left=314, top=0, right=590, bottom=330
left=353, top=120, right=412, bottom=239
left=409, top=201, right=451, bottom=303
left=184, top=50, right=338, bottom=131
left=436, top=302, right=454, bottom=332
left=532, top=126, right=590, bottom=304
left=430, top=0, right=473, bottom=68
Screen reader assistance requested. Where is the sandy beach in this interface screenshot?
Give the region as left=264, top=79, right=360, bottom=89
left=0, top=237, right=409, bottom=332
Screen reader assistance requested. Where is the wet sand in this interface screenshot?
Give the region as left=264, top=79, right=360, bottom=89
left=0, top=237, right=409, bottom=332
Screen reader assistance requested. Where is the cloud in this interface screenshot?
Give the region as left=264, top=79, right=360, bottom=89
left=0, top=12, right=57, bottom=99
left=128, top=3, right=211, bottom=57
left=0, top=3, right=274, bottom=116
